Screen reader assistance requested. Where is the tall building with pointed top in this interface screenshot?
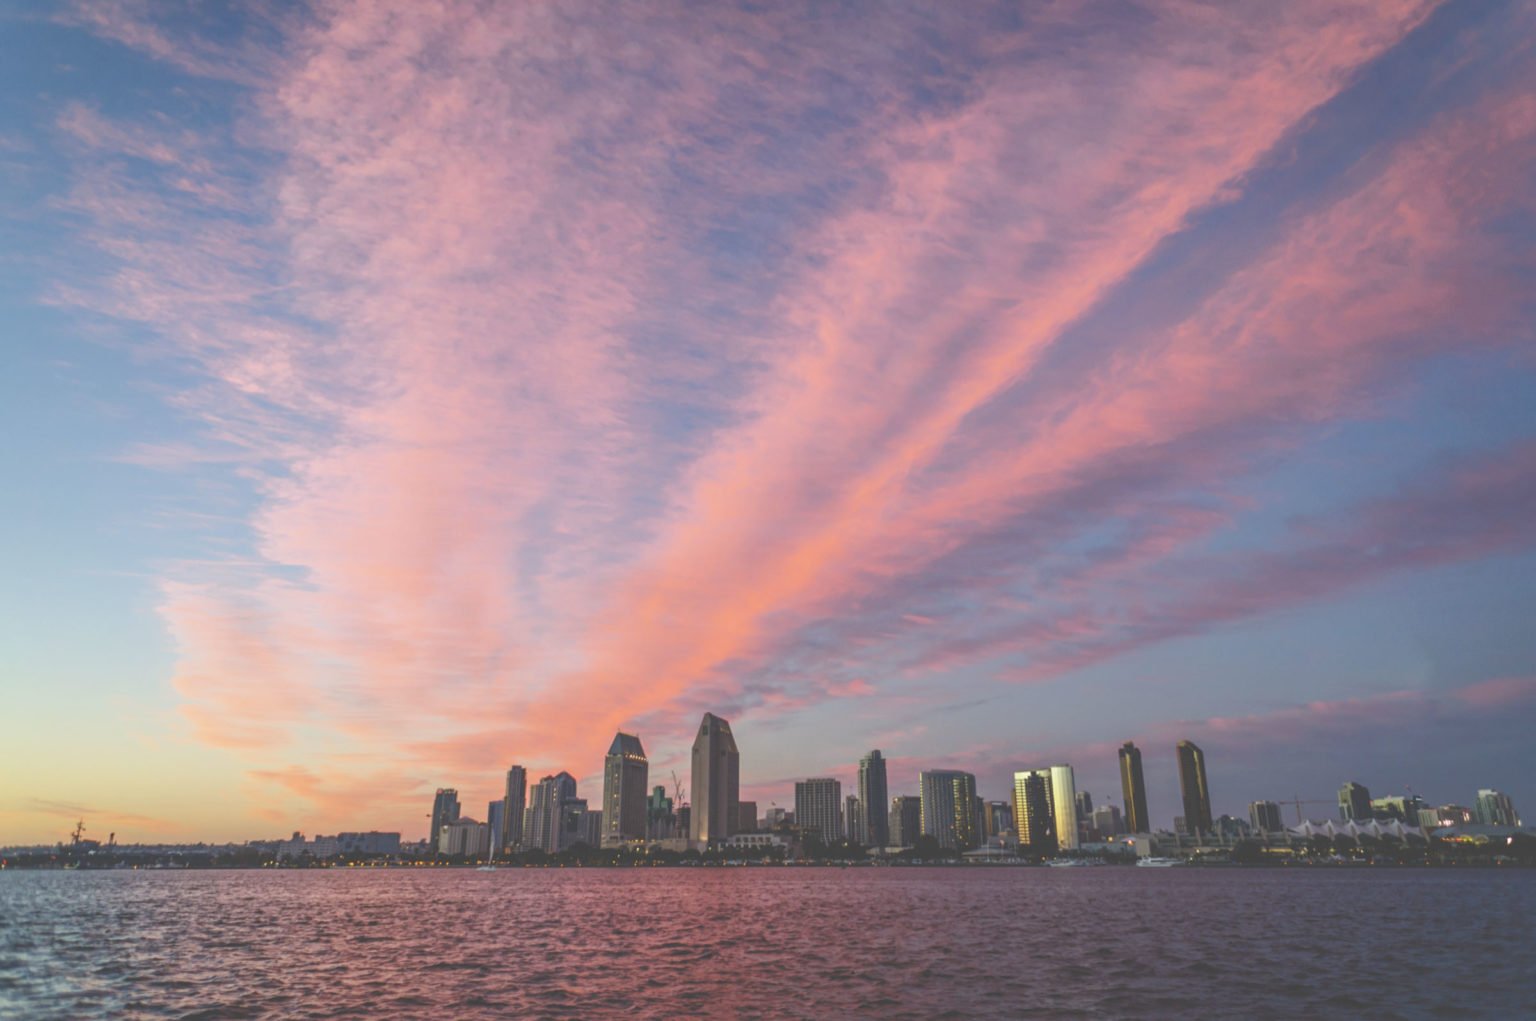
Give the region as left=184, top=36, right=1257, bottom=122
left=858, top=750, right=889, bottom=848
left=690, top=712, right=740, bottom=846
left=1176, top=740, right=1212, bottom=836
left=1119, top=742, right=1149, bottom=834
left=602, top=732, right=649, bottom=845
left=501, top=765, right=527, bottom=851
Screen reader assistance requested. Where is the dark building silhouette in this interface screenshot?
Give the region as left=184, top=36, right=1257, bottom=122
left=1119, top=742, right=1150, bottom=834
left=890, top=795, right=922, bottom=848
left=1176, top=741, right=1212, bottom=836
left=602, top=732, right=649, bottom=845
left=858, top=750, right=889, bottom=848
left=1338, top=781, right=1372, bottom=821
left=501, top=765, right=526, bottom=851
left=429, top=788, right=460, bottom=854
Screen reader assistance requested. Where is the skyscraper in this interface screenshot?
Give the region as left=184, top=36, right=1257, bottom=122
left=1119, top=742, right=1150, bottom=834
left=890, top=796, right=922, bottom=848
left=602, top=731, right=649, bottom=845
left=1249, top=800, right=1284, bottom=833
left=795, top=778, right=842, bottom=844
left=1176, top=741, right=1212, bottom=836
left=486, top=800, right=504, bottom=854
left=1474, top=789, right=1519, bottom=826
left=690, top=712, right=740, bottom=846
left=858, top=750, right=889, bottom=848
left=429, top=788, right=460, bottom=852
left=1048, top=765, right=1078, bottom=850
left=528, top=771, right=577, bottom=853
left=845, top=795, right=864, bottom=846
left=1012, top=770, right=1058, bottom=854
left=1338, top=781, right=1372, bottom=822
left=919, top=770, right=978, bottom=850
left=501, top=765, right=527, bottom=851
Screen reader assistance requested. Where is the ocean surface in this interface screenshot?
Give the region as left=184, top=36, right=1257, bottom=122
left=2, top=867, right=1533, bottom=1019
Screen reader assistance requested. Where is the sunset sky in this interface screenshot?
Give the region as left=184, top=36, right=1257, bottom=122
left=3, top=1, right=1535, bottom=845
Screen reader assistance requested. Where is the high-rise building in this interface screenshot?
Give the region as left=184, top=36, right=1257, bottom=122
left=690, top=713, right=740, bottom=846
left=890, top=796, right=922, bottom=848
left=1091, top=803, right=1123, bottom=838
left=438, top=818, right=490, bottom=858
left=919, top=770, right=978, bottom=850
left=528, top=772, right=577, bottom=853
left=981, top=801, right=1013, bottom=840
left=602, top=732, right=649, bottom=845
left=1338, top=781, right=1372, bottom=822
left=764, top=806, right=788, bottom=830
left=486, top=800, right=504, bottom=852
left=1048, top=765, right=1078, bottom=850
left=1249, top=800, right=1284, bottom=833
left=1119, top=742, right=1150, bottom=834
left=429, top=788, right=460, bottom=853
left=560, top=797, right=592, bottom=849
left=737, top=801, right=758, bottom=833
left=647, top=785, right=674, bottom=840
left=1475, top=789, right=1520, bottom=827
left=845, top=795, right=864, bottom=846
left=501, top=765, right=527, bottom=851
left=795, top=778, right=843, bottom=844
left=1012, top=770, right=1058, bottom=854
left=858, top=750, right=889, bottom=848
left=1176, top=741, right=1212, bottom=837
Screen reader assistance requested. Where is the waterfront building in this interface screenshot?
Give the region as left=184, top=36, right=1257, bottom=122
left=690, top=713, right=741, bottom=846
left=647, top=785, right=675, bottom=840
left=429, top=788, right=461, bottom=852
left=1475, top=789, right=1520, bottom=827
left=890, top=796, right=922, bottom=848
left=528, top=772, right=578, bottom=853
left=439, top=819, right=491, bottom=858
left=858, top=750, right=890, bottom=848
left=1371, top=794, right=1426, bottom=824
left=737, top=801, right=758, bottom=833
left=602, top=732, right=650, bottom=845
left=487, top=800, right=504, bottom=851
left=1012, top=770, right=1057, bottom=854
left=1434, top=804, right=1475, bottom=827
left=795, top=778, right=843, bottom=844
left=1091, top=803, right=1123, bottom=838
left=764, top=806, right=788, bottom=830
left=845, top=795, right=864, bottom=846
left=502, top=765, right=527, bottom=851
left=1249, top=800, right=1284, bottom=833
left=721, top=833, right=790, bottom=851
left=676, top=805, right=691, bottom=836
left=1119, top=742, right=1150, bottom=834
left=1338, top=781, right=1372, bottom=821
left=1176, top=741, right=1212, bottom=836
left=336, top=832, right=401, bottom=856
left=981, top=801, right=1013, bottom=841
left=920, top=770, right=979, bottom=850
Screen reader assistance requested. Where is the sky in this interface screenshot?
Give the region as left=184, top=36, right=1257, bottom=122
left=2, top=0, right=1534, bottom=846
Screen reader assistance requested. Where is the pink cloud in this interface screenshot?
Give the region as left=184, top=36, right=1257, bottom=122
left=53, top=1, right=1536, bottom=835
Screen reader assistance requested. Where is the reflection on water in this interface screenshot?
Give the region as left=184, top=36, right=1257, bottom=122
left=1, top=868, right=1533, bottom=1019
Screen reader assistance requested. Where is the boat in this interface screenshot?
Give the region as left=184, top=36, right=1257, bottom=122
left=1046, top=858, right=1101, bottom=867
left=1135, top=856, right=1184, bottom=868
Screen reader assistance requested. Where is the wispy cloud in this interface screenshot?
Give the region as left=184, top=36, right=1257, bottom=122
left=46, top=0, right=1536, bottom=830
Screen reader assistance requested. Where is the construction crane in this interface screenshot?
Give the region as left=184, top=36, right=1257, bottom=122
left=69, top=819, right=86, bottom=847
left=671, top=770, right=687, bottom=807
left=1281, top=796, right=1336, bottom=824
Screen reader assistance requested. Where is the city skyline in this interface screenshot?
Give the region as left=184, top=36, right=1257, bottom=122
left=4, top=2, right=1536, bottom=845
